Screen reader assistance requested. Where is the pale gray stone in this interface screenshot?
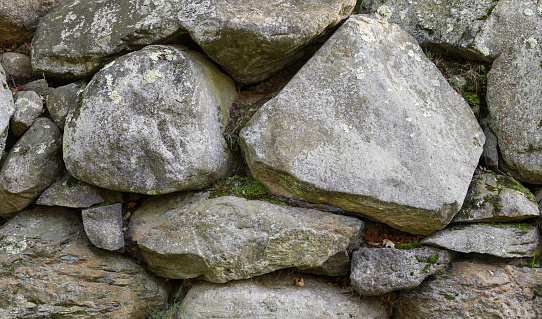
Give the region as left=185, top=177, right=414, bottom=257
left=0, top=52, right=33, bottom=80
left=421, top=224, right=542, bottom=258
left=453, top=172, right=540, bottom=223
left=488, top=38, right=542, bottom=184
left=46, top=83, right=82, bottom=130
left=394, top=259, right=542, bottom=319
left=0, top=206, right=168, bottom=318
left=178, top=272, right=389, bottom=319
left=240, top=15, right=484, bottom=235
left=128, top=193, right=363, bottom=283
left=10, top=91, right=43, bottom=137
left=82, top=203, right=125, bottom=252
left=64, top=45, right=236, bottom=195
left=0, top=118, right=63, bottom=218
left=350, top=246, right=455, bottom=296
left=0, top=64, right=15, bottom=157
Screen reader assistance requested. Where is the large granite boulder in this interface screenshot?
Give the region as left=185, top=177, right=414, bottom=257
left=421, top=223, right=542, bottom=258
left=0, top=206, right=168, bottom=318
left=361, top=0, right=542, bottom=61
left=394, top=259, right=542, bottom=319
left=350, top=246, right=455, bottom=296
left=64, top=45, right=236, bottom=195
left=0, top=0, right=64, bottom=44
left=0, top=118, right=63, bottom=218
left=128, top=193, right=363, bottom=283
left=0, top=64, right=15, bottom=157
left=488, top=38, right=542, bottom=184
left=178, top=272, right=389, bottom=319
left=240, top=15, right=484, bottom=235
left=452, top=172, right=540, bottom=223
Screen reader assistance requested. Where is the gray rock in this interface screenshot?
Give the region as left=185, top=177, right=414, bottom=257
left=0, top=0, right=64, bottom=44
left=64, top=45, right=236, bottom=195
left=128, top=193, right=363, bottom=283
left=21, top=79, right=49, bottom=97
left=178, top=272, right=389, bottom=319
left=45, top=83, right=82, bottom=130
left=36, top=172, right=122, bottom=208
left=453, top=172, right=540, bottom=223
left=0, top=52, right=33, bottom=80
left=82, top=203, right=125, bottom=252
left=394, top=259, right=542, bottom=319
left=0, top=64, right=15, bottom=157
left=488, top=38, right=542, bottom=184
left=0, top=206, right=168, bottom=318
left=183, top=0, right=356, bottom=84
left=10, top=91, right=43, bottom=136
left=31, top=0, right=185, bottom=81
left=482, top=127, right=499, bottom=172
left=240, top=15, right=484, bottom=235
left=421, top=223, right=542, bottom=258
left=0, top=118, right=63, bottom=218
left=350, top=246, right=455, bottom=296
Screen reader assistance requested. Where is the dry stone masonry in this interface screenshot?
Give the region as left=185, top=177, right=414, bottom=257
left=0, top=0, right=541, bottom=318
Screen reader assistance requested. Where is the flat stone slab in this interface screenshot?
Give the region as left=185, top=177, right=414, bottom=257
left=128, top=193, right=363, bottom=283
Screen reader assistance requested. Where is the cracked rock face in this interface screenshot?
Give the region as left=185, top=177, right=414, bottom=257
left=128, top=193, right=363, bottom=283
left=240, top=15, right=484, bottom=235
left=63, top=45, right=236, bottom=195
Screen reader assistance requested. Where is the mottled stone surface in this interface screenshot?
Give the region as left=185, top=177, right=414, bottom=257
left=0, top=64, right=15, bottom=157
left=178, top=272, right=389, bottom=319
left=0, top=52, right=33, bottom=80
left=10, top=91, right=43, bottom=136
left=240, top=15, right=484, bottom=235
left=0, top=206, right=168, bottom=318
left=394, top=259, right=542, bottom=319
left=488, top=38, right=542, bottom=184
left=128, top=193, right=363, bottom=282
left=64, top=45, right=236, bottom=195
left=82, top=203, right=125, bottom=252
left=46, top=83, right=81, bottom=130
left=350, top=246, right=455, bottom=296
left=0, top=118, right=63, bottom=218
left=21, top=79, right=49, bottom=97
left=421, top=223, right=542, bottom=258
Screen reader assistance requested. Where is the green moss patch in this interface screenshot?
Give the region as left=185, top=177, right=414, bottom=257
left=394, top=242, right=422, bottom=250
left=209, top=175, right=285, bottom=205
left=479, top=223, right=532, bottom=231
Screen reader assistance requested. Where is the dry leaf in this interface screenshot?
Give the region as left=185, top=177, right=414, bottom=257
left=382, top=239, right=394, bottom=248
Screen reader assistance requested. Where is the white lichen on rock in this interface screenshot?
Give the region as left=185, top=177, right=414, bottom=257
left=524, top=8, right=534, bottom=16
left=144, top=69, right=163, bottom=83
left=108, top=90, right=122, bottom=104
left=477, top=46, right=490, bottom=56
left=3, top=236, right=27, bottom=255
left=36, top=143, right=47, bottom=154
left=525, top=37, right=538, bottom=49
left=377, top=5, right=393, bottom=19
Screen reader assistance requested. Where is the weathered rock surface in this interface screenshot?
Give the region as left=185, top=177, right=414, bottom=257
left=0, top=206, right=168, bottom=318
left=482, top=127, right=499, bottom=172
left=453, top=172, right=540, bottom=223
left=394, top=259, right=542, bottom=319
left=183, top=0, right=356, bottom=84
left=0, top=0, right=64, bottom=44
left=21, top=79, right=49, bottom=97
left=128, top=193, right=363, bottom=283
left=0, top=52, right=33, bottom=80
left=82, top=203, right=125, bottom=252
left=240, top=15, right=484, bottom=235
left=421, top=223, right=542, bottom=258
left=488, top=38, right=542, bottom=184
left=46, top=83, right=81, bottom=130
left=178, top=272, right=389, bottom=319
left=350, top=246, right=455, bottom=296
left=10, top=91, right=43, bottom=137
left=0, top=64, right=15, bottom=157
left=0, top=118, right=63, bottom=218
left=361, top=0, right=542, bottom=61
left=36, top=172, right=122, bottom=208
left=64, top=45, right=236, bottom=194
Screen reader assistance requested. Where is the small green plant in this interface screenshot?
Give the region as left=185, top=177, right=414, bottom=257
left=445, top=295, right=456, bottom=300
left=12, top=289, right=18, bottom=294
left=394, top=242, right=422, bottom=250
left=209, top=175, right=280, bottom=202
left=517, top=255, right=542, bottom=268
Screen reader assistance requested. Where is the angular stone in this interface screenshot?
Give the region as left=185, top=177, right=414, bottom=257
left=64, top=45, right=236, bottom=195
left=453, top=172, right=540, bottom=223
left=0, top=118, right=63, bottom=218
left=82, top=203, right=125, bottom=252
left=128, top=193, right=363, bottom=283
left=482, top=127, right=499, bottom=172
left=0, top=52, right=33, bottom=80
left=183, top=0, right=356, bottom=84
left=45, top=83, right=82, bottom=130
left=0, top=206, right=168, bottom=318
left=394, top=260, right=542, bottom=319
left=10, top=91, right=43, bottom=137
left=21, top=79, right=49, bottom=97
left=0, top=64, right=15, bottom=157
left=36, top=173, right=122, bottom=208
left=350, top=246, right=455, bottom=296
left=240, top=15, right=484, bottom=235
left=421, top=223, right=542, bottom=258
left=178, top=272, right=389, bottom=319
left=488, top=38, right=542, bottom=184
